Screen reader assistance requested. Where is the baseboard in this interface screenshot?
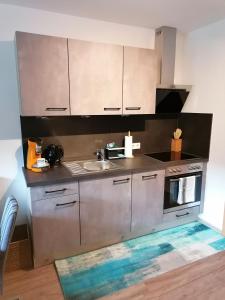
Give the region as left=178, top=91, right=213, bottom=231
left=198, top=215, right=223, bottom=235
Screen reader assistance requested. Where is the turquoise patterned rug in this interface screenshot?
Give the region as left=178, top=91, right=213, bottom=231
left=55, top=222, right=225, bottom=300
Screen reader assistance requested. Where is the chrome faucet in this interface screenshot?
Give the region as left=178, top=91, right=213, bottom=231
left=96, top=148, right=105, bottom=161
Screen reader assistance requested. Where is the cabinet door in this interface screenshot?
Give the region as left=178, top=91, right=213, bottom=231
left=16, top=32, right=70, bottom=116
left=123, top=46, right=157, bottom=114
left=32, top=194, right=80, bottom=267
left=68, top=39, right=123, bottom=115
left=132, top=170, right=165, bottom=234
left=80, top=175, right=131, bottom=248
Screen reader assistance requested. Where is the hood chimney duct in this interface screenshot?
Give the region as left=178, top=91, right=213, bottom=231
left=155, top=26, right=177, bottom=88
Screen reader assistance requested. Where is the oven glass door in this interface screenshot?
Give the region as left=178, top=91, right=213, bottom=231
left=164, top=172, right=202, bottom=213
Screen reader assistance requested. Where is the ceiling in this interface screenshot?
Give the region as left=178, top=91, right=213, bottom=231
left=1, top=0, right=225, bottom=32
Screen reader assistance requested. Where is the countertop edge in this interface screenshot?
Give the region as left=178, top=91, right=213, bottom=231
left=23, top=156, right=208, bottom=188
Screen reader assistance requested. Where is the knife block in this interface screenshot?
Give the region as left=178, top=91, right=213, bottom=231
left=171, top=138, right=182, bottom=152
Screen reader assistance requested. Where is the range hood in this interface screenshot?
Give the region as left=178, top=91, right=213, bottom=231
left=155, top=26, right=191, bottom=113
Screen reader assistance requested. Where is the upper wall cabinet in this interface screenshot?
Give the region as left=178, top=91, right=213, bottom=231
left=123, top=47, right=157, bottom=115
left=15, top=32, right=157, bottom=116
left=16, top=32, right=70, bottom=116
left=68, top=39, right=123, bottom=115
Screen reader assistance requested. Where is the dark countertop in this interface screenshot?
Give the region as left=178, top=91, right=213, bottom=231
left=23, top=154, right=208, bottom=187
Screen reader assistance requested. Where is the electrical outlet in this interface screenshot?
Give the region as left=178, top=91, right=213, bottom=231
left=132, top=142, right=141, bottom=150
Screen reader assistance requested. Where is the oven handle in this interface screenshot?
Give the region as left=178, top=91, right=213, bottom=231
left=169, top=174, right=202, bottom=182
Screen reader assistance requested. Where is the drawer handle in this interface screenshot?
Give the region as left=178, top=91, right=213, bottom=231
left=142, top=174, right=157, bottom=180
left=104, top=107, right=121, bottom=111
left=56, top=200, right=77, bottom=207
left=125, top=107, right=141, bottom=111
left=45, top=188, right=67, bottom=194
left=176, top=212, right=190, bottom=218
left=113, top=178, right=130, bottom=185
left=45, top=108, right=67, bottom=111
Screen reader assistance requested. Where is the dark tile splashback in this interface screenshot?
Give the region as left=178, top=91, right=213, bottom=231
left=21, top=115, right=178, bottom=159
left=178, top=113, right=213, bottom=159
left=20, top=113, right=212, bottom=162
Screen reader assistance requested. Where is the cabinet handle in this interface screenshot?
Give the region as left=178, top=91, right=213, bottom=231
left=176, top=212, right=190, bottom=218
left=113, top=178, right=130, bottom=185
left=56, top=200, right=77, bottom=207
left=45, top=108, right=67, bottom=111
left=125, top=107, right=141, bottom=111
left=45, top=188, right=67, bottom=194
left=142, top=174, right=157, bottom=180
left=170, top=174, right=201, bottom=182
left=104, top=108, right=121, bottom=111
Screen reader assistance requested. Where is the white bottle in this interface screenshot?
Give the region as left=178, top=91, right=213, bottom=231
left=125, top=131, right=133, bottom=158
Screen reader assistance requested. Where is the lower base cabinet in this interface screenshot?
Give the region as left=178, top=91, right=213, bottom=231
left=29, top=167, right=202, bottom=267
left=131, top=170, right=165, bottom=235
left=80, top=175, right=132, bottom=249
left=32, top=194, right=80, bottom=267
left=163, top=206, right=200, bottom=224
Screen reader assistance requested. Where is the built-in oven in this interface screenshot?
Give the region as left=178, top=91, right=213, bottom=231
left=164, top=163, right=203, bottom=214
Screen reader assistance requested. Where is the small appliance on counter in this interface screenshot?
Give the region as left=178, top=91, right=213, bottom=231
left=42, top=144, right=64, bottom=167
left=26, top=138, right=49, bottom=172
left=105, top=142, right=125, bottom=160
left=105, top=131, right=135, bottom=160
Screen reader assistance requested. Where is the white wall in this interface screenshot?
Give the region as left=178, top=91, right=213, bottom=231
left=182, top=19, right=225, bottom=231
left=0, top=4, right=156, bottom=223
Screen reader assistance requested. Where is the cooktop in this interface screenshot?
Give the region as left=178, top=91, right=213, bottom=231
left=145, top=152, right=198, bottom=162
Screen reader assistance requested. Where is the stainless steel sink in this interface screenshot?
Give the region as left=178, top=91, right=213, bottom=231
left=63, top=159, right=121, bottom=176
left=83, top=160, right=115, bottom=171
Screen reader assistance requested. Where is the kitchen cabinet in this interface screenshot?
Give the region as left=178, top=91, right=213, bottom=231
left=16, top=32, right=70, bottom=116
left=162, top=206, right=200, bottom=225
left=30, top=182, right=80, bottom=267
left=15, top=31, right=158, bottom=116
left=68, top=39, right=123, bottom=115
left=131, top=170, right=165, bottom=234
left=80, top=175, right=131, bottom=248
left=123, top=46, right=157, bottom=114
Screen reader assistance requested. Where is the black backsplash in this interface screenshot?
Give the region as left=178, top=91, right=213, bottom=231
left=20, top=114, right=179, bottom=138
left=178, top=113, right=213, bottom=158
left=20, top=113, right=212, bottom=163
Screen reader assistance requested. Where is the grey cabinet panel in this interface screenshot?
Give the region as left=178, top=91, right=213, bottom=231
left=68, top=39, right=123, bottom=115
left=80, top=175, right=131, bottom=248
left=16, top=32, right=70, bottom=116
left=30, top=182, right=78, bottom=201
left=132, top=170, right=165, bottom=234
left=32, top=194, right=80, bottom=267
left=123, top=46, right=157, bottom=115
left=163, top=206, right=200, bottom=224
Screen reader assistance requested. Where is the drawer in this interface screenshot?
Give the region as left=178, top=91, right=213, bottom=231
left=30, top=181, right=78, bottom=201
left=163, top=206, right=200, bottom=223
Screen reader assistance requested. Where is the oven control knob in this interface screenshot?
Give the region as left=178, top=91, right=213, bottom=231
left=189, top=166, right=194, bottom=170
left=177, top=168, right=181, bottom=172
